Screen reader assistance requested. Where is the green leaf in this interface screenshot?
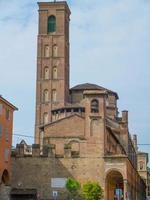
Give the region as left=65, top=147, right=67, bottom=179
left=82, top=181, right=103, bottom=200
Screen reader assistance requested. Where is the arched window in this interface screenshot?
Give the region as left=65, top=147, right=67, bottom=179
left=53, top=44, right=58, bottom=57
left=48, top=15, right=56, bottom=33
left=139, top=161, right=144, bottom=170
left=2, top=169, right=9, bottom=185
left=52, top=89, right=57, bottom=102
left=44, top=67, right=49, bottom=80
left=44, top=45, right=50, bottom=57
left=91, top=99, right=99, bottom=113
left=43, top=89, right=49, bottom=102
left=43, top=113, right=48, bottom=124
left=52, top=67, right=57, bottom=79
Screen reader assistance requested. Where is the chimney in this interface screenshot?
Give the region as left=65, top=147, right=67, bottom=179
left=122, top=110, right=128, bottom=123
left=133, top=134, right=138, bottom=152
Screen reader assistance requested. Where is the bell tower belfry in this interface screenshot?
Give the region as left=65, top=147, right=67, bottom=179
left=35, top=1, right=71, bottom=143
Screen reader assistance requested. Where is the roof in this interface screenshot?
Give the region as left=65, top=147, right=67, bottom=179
left=138, top=151, right=149, bottom=155
left=0, top=95, right=18, bottom=110
left=106, top=126, right=126, bottom=155
left=70, top=83, right=119, bottom=99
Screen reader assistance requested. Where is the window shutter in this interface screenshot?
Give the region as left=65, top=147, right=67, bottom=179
left=48, top=16, right=56, bottom=33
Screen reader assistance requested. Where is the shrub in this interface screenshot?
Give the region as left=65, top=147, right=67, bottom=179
left=66, top=178, right=81, bottom=200
left=82, top=181, right=103, bottom=200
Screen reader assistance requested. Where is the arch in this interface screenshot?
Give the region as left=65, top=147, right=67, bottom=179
left=105, top=170, right=124, bottom=200
left=52, top=89, right=57, bottom=102
left=43, top=89, right=49, bottom=102
left=105, top=168, right=124, bottom=180
left=1, top=169, right=9, bottom=185
left=52, top=66, right=57, bottom=79
left=53, top=44, right=58, bottom=57
left=91, top=99, right=99, bottom=113
left=44, top=45, right=50, bottom=58
left=43, top=112, right=48, bottom=124
left=68, top=139, right=80, bottom=144
left=44, top=67, right=49, bottom=80
left=48, top=15, right=56, bottom=33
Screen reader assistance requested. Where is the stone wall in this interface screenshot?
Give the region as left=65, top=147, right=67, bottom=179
left=11, top=143, right=147, bottom=200
left=0, top=184, right=11, bottom=200
left=11, top=155, right=104, bottom=200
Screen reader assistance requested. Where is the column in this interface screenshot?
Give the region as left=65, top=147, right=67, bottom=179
left=124, top=179, right=128, bottom=200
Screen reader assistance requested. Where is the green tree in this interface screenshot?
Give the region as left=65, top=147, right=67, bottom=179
left=82, top=181, right=103, bottom=200
left=66, top=178, right=81, bottom=200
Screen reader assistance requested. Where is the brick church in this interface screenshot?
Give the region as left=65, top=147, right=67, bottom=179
left=11, top=1, right=147, bottom=200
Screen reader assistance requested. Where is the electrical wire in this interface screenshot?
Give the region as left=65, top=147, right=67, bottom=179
left=13, top=133, right=150, bottom=146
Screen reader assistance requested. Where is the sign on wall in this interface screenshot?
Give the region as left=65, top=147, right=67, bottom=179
left=51, top=178, right=67, bottom=188
left=52, top=191, right=58, bottom=197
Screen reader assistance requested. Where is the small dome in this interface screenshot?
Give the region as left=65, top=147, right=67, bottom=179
left=70, top=83, right=118, bottom=99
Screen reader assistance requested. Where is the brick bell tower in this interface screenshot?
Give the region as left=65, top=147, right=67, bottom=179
left=35, top=1, right=71, bottom=144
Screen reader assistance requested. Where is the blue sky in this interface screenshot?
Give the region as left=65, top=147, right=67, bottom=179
left=0, top=0, right=150, bottom=156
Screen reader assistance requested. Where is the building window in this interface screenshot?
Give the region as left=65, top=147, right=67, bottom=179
left=53, top=45, right=58, bottom=57
left=4, top=149, right=9, bottom=162
left=0, top=124, right=2, bottom=137
left=44, top=45, right=50, bottom=58
left=70, top=141, right=80, bottom=157
left=43, top=89, right=49, bottom=102
left=139, top=161, right=144, bottom=170
left=91, top=99, right=99, bottom=113
left=6, top=109, right=10, bottom=120
left=48, top=15, right=56, bottom=33
left=5, top=129, right=9, bottom=142
left=52, top=89, right=57, bottom=102
left=43, top=113, right=48, bottom=124
left=52, top=67, right=57, bottom=79
left=106, top=99, right=109, bottom=107
left=44, top=67, right=49, bottom=80
left=0, top=104, right=3, bottom=115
